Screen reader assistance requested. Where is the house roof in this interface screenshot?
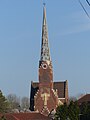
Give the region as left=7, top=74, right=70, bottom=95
left=0, top=114, right=16, bottom=120
left=0, top=112, right=50, bottom=120
left=78, top=94, right=90, bottom=104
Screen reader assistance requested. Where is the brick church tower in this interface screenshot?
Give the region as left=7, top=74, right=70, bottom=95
left=34, top=5, right=60, bottom=115
left=30, top=5, right=68, bottom=116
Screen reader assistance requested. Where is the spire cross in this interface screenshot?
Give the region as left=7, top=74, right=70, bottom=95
left=43, top=0, right=46, bottom=6
left=43, top=2, right=46, bottom=6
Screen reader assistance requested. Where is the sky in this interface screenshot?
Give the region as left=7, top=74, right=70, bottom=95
left=0, top=0, right=90, bottom=98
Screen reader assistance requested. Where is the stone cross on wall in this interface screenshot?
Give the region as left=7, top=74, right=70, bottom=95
left=41, top=93, right=50, bottom=106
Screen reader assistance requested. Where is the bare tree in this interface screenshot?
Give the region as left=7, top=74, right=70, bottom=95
left=21, top=97, right=30, bottom=110
left=7, top=94, right=20, bottom=110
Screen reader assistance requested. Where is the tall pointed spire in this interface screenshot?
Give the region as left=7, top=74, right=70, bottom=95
left=40, top=5, right=51, bottom=62
left=39, top=4, right=53, bottom=85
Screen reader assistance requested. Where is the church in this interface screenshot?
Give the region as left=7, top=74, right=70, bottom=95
left=30, top=5, right=68, bottom=116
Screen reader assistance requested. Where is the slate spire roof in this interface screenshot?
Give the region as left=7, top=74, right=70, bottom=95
left=40, top=5, right=51, bottom=61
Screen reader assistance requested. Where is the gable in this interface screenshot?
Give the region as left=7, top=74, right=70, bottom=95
left=31, top=81, right=68, bottom=98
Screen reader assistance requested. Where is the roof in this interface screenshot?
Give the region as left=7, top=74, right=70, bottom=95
left=31, top=81, right=68, bottom=98
left=78, top=94, right=90, bottom=104
left=0, top=112, right=50, bottom=120
left=0, top=114, right=16, bottom=120
left=53, top=81, right=67, bottom=98
left=40, top=5, right=51, bottom=61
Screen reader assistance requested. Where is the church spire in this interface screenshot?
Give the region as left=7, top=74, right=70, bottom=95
left=40, top=5, right=51, bottom=62
left=39, top=5, right=53, bottom=85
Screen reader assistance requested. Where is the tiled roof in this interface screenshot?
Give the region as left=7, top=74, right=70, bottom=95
left=78, top=94, right=90, bottom=104
left=0, top=114, right=3, bottom=118
left=0, top=114, right=17, bottom=120
left=13, top=112, right=50, bottom=120
left=53, top=81, right=66, bottom=98
left=0, top=112, right=50, bottom=120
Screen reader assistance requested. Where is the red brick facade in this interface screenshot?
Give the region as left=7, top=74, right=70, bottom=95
left=34, top=61, right=59, bottom=115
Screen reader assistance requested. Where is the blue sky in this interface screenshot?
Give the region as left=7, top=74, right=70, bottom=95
left=0, top=0, right=90, bottom=98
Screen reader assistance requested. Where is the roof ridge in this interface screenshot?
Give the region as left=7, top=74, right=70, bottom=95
left=11, top=114, right=20, bottom=120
